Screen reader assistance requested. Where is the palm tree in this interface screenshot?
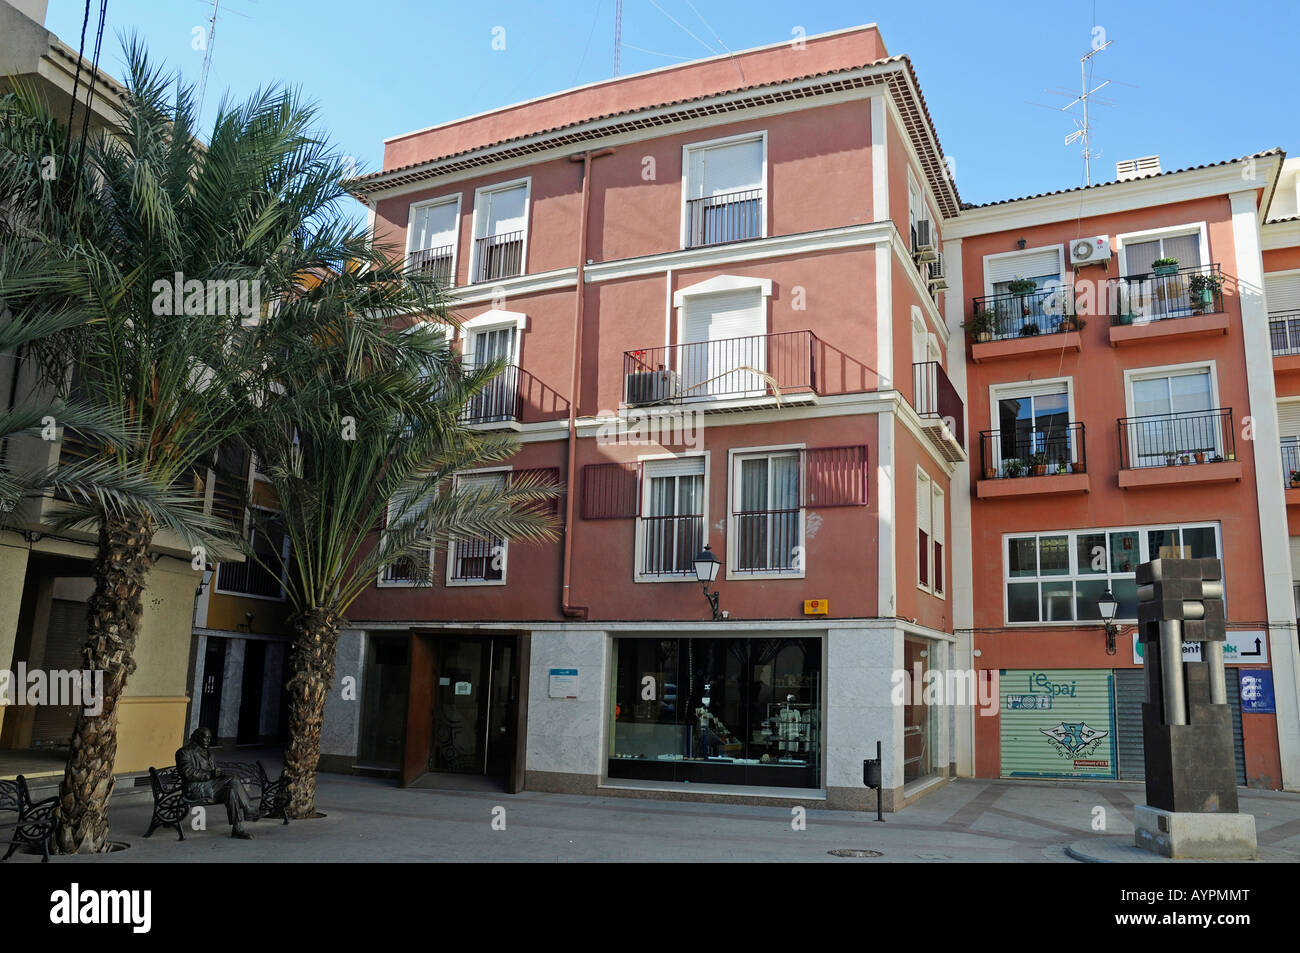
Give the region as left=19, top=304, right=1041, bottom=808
left=236, top=255, right=561, bottom=818
left=0, top=41, right=363, bottom=852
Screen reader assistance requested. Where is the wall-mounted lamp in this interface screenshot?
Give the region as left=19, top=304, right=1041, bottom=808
left=1098, top=589, right=1120, bottom=656
left=693, top=545, right=723, bottom=621
left=1016, top=238, right=1027, bottom=249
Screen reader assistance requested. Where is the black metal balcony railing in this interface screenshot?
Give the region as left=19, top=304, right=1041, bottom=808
left=408, top=244, right=454, bottom=285
left=733, top=508, right=800, bottom=573
left=640, top=514, right=703, bottom=576
left=1109, top=264, right=1224, bottom=325
left=216, top=542, right=285, bottom=598
left=685, top=188, right=762, bottom=248
left=911, top=361, right=965, bottom=452
left=622, top=330, right=817, bottom=406
left=463, top=364, right=522, bottom=424
left=1118, top=407, right=1234, bottom=470
left=1283, top=439, right=1300, bottom=486
left=450, top=535, right=505, bottom=582
left=472, top=231, right=524, bottom=283
left=970, top=286, right=1078, bottom=341
left=979, top=422, right=1086, bottom=479
left=1269, top=311, right=1300, bottom=357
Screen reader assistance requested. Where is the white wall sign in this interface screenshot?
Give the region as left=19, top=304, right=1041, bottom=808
left=1131, top=631, right=1269, bottom=666
left=454, top=681, right=472, bottom=696
left=548, top=668, right=579, bottom=699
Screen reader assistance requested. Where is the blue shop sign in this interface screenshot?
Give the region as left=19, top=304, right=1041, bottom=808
left=1239, top=670, right=1275, bottom=714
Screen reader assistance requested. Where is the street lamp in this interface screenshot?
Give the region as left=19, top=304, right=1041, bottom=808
left=1098, top=588, right=1119, bottom=655
left=693, top=544, right=723, bottom=621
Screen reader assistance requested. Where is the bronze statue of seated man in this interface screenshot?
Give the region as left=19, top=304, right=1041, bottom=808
left=175, top=728, right=257, bottom=839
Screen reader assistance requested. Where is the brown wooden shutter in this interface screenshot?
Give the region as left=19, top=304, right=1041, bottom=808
left=801, top=445, right=868, bottom=507
left=580, top=462, right=640, bottom=518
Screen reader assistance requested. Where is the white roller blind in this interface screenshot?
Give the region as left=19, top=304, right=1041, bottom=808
left=986, top=249, right=1061, bottom=286
left=481, top=185, right=527, bottom=236
left=644, top=457, right=704, bottom=479
left=916, top=470, right=931, bottom=535
left=689, top=139, right=762, bottom=198
left=411, top=200, right=457, bottom=251
left=1278, top=401, right=1300, bottom=440
left=1266, top=273, right=1300, bottom=312
left=931, top=485, right=945, bottom=546
left=682, top=290, right=763, bottom=344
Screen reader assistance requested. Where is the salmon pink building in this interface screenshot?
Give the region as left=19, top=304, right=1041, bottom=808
left=316, top=24, right=1300, bottom=809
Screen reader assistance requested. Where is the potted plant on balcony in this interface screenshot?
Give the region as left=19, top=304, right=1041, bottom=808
left=1019, top=322, right=1041, bottom=337
left=1211, top=454, right=1224, bottom=463
left=1178, top=452, right=1191, bottom=465
left=1008, top=277, right=1037, bottom=317
left=962, top=309, right=997, bottom=344
left=1030, top=452, right=1048, bottom=476
left=1194, top=450, right=1206, bottom=464
left=1187, top=271, right=1222, bottom=313
left=1291, top=469, right=1300, bottom=489
left=1163, top=451, right=1178, bottom=467
left=1002, top=457, right=1024, bottom=478
left=1152, top=257, right=1179, bottom=276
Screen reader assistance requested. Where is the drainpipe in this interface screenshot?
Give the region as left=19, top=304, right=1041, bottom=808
left=561, top=147, right=614, bottom=620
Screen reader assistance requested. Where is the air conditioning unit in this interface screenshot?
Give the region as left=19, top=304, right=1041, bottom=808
left=927, top=253, right=948, bottom=292
left=913, top=220, right=937, bottom=263
left=1069, top=235, right=1112, bottom=266
left=624, top=368, right=679, bottom=405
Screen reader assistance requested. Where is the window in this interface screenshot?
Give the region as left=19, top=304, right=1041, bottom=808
left=407, top=196, right=459, bottom=285
left=931, top=483, right=945, bottom=596
left=460, top=311, right=525, bottom=424
left=447, top=470, right=508, bottom=585
left=215, top=507, right=290, bottom=600
left=733, top=452, right=800, bottom=574
left=679, top=288, right=766, bottom=401
left=379, top=490, right=434, bottom=586
left=917, top=468, right=931, bottom=590
left=638, top=457, right=705, bottom=578
left=682, top=133, right=765, bottom=248
left=1124, top=365, right=1220, bottom=467
left=992, top=381, right=1075, bottom=473
left=471, top=180, right=528, bottom=283
left=1004, top=523, right=1222, bottom=624
left=985, top=247, right=1063, bottom=298
left=1122, top=232, right=1202, bottom=277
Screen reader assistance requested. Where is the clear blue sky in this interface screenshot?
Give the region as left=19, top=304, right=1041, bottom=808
left=47, top=0, right=1298, bottom=211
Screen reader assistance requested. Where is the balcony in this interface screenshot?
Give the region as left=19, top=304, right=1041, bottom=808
left=976, top=423, right=1089, bottom=498
left=472, top=231, right=524, bottom=283
left=910, top=361, right=965, bottom=462
left=1269, top=311, right=1300, bottom=372
left=967, top=287, right=1083, bottom=362
left=685, top=189, right=762, bottom=248
left=463, top=363, right=522, bottom=427
left=639, top=514, right=703, bottom=577
left=1284, top=439, right=1300, bottom=505
left=215, top=544, right=285, bottom=599
left=408, top=244, right=454, bottom=286
left=622, top=330, right=818, bottom=409
left=1108, top=264, right=1229, bottom=346
left=1117, top=407, right=1242, bottom=489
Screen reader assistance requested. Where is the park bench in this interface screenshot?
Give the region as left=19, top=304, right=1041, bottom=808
left=144, top=760, right=289, bottom=840
left=0, top=775, right=58, bottom=862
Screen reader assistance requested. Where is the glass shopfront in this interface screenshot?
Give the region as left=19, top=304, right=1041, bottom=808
left=608, top=636, right=822, bottom=789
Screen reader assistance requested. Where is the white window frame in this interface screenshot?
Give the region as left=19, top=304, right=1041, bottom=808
left=214, top=504, right=291, bottom=602
left=1002, top=522, right=1223, bottom=626
left=987, top=377, right=1078, bottom=472
left=405, top=193, right=461, bottom=286
left=1115, top=221, right=1211, bottom=278
left=377, top=491, right=436, bottom=589
left=981, top=244, right=1066, bottom=297
left=634, top=451, right=710, bottom=583
left=679, top=130, right=768, bottom=249
left=931, top=481, right=945, bottom=598
left=446, top=466, right=511, bottom=587
left=467, top=176, right=531, bottom=285
left=726, top=443, right=806, bottom=581
left=916, top=466, right=933, bottom=595
left=1122, top=361, right=1222, bottom=466
left=458, top=309, right=526, bottom=367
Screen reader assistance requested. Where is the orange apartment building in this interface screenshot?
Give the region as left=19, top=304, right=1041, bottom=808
left=292, top=24, right=1299, bottom=808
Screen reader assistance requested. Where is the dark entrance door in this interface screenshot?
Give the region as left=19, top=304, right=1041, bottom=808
left=236, top=640, right=266, bottom=745
left=198, top=638, right=228, bottom=736
left=430, top=636, right=517, bottom=778
left=358, top=636, right=410, bottom=769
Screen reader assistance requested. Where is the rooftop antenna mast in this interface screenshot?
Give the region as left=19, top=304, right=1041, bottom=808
left=1062, top=39, right=1112, bottom=185
left=196, top=0, right=219, bottom=117
left=613, top=0, right=622, bottom=76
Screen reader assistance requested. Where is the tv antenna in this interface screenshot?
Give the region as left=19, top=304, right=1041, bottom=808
left=196, top=0, right=220, bottom=116
left=1061, top=39, right=1112, bottom=185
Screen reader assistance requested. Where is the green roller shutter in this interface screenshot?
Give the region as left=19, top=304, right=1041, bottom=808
left=1000, top=669, right=1116, bottom=779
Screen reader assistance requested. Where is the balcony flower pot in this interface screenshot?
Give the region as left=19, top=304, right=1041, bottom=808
left=1073, top=461, right=1086, bottom=474
left=1030, top=453, right=1048, bottom=476
left=1291, top=470, right=1300, bottom=488
left=984, top=466, right=996, bottom=480
left=1019, top=323, right=1041, bottom=337
left=1117, top=312, right=1135, bottom=326
left=1003, top=458, right=1024, bottom=479
left=1164, top=453, right=1178, bottom=468
left=1152, top=258, right=1179, bottom=276
left=1195, top=451, right=1206, bottom=464
left=1179, top=454, right=1190, bottom=465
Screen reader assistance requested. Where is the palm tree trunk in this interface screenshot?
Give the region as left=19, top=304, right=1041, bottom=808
left=283, top=606, right=342, bottom=818
left=54, top=515, right=153, bottom=854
